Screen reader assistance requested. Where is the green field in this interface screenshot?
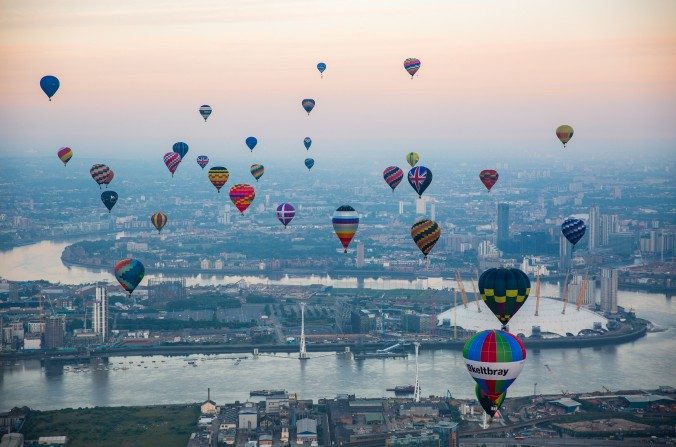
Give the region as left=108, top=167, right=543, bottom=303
left=21, top=404, right=200, bottom=447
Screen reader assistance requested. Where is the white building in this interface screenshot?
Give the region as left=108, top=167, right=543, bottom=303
left=398, top=201, right=405, bottom=215
left=588, top=205, right=600, bottom=251
left=415, top=198, right=426, bottom=215
left=296, top=418, right=317, bottom=444
left=238, top=403, right=258, bottom=430
left=93, top=285, right=108, bottom=343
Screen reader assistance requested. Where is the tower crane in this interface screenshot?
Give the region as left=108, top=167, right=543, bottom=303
left=454, top=270, right=468, bottom=309
left=576, top=275, right=589, bottom=311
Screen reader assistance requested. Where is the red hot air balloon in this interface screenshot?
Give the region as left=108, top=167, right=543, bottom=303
left=102, top=169, right=114, bottom=188
left=479, top=169, right=499, bottom=191
left=163, top=152, right=181, bottom=176
left=229, top=184, right=255, bottom=214
left=383, top=166, right=404, bottom=192
left=57, top=147, right=73, bottom=166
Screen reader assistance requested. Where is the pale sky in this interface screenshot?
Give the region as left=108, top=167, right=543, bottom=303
left=1, top=0, right=675, bottom=160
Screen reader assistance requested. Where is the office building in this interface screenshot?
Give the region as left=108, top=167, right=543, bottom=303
left=559, top=233, right=571, bottom=271
left=93, top=285, right=108, bottom=343
left=356, top=242, right=365, bottom=268
left=147, top=277, right=186, bottom=306
left=496, top=203, right=509, bottom=250
left=44, top=316, right=65, bottom=349
left=601, top=214, right=618, bottom=246
left=600, top=268, right=618, bottom=314
left=399, top=201, right=405, bottom=215
left=588, top=205, right=600, bottom=251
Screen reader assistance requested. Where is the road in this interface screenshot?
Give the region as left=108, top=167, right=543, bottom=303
left=461, top=437, right=649, bottom=446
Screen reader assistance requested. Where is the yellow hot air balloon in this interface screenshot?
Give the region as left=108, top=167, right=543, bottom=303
left=208, top=166, right=229, bottom=193
left=556, top=125, right=574, bottom=148
left=406, top=152, right=419, bottom=168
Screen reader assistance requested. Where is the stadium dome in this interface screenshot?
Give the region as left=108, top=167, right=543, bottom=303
left=437, top=296, right=608, bottom=338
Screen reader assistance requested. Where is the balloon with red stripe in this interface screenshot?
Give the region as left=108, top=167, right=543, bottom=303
left=479, top=169, right=499, bottom=191
left=332, top=205, right=359, bottom=253
left=163, top=152, right=181, bottom=177
left=229, top=184, right=256, bottom=214
left=383, top=166, right=404, bottom=192
left=57, top=147, right=73, bottom=166
left=151, top=212, right=167, bottom=233
left=114, top=258, right=145, bottom=296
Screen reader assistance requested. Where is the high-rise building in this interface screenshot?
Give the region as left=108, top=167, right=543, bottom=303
left=93, top=285, right=108, bottom=343
left=430, top=202, right=436, bottom=221
left=416, top=198, right=426, bottom=215
left=601, top=214, right=618, bottom=246
left=356, top=242, right=365, bottom=268
left=44, top=315, right=65, bottom=349
left=496, top=203, right=509, bottom=250
left=147, top=278, right=187, bottom=306
left=600, top=268, right=618, bottom=314
left=398, top=201, right=405, bottom=215
left=559, top=233, right=571, bottom=271
left=588, top=205, right=600, bottom=251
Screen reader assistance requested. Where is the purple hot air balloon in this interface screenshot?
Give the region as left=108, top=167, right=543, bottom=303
left=276, top=203, right=296, bottom=228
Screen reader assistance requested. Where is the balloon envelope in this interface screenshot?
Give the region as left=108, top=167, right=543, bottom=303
left=383, top=166, right=404, bottom=191
left=163, top=152, right=181, bottom=176
left=229, top=184, right=256, bottom=214
left=151, top=212, right=167, bottom=233
left=408, top=166, right=432, bottom=198
left=561, top=218, right=586, bottom=245
left=199, top=105, right=212, bottom=121
left=317, top=62, right=327, bottom=74
left=304, top=158, right=315, bottom=170
left=57, top=147, right=73, bottom=166
left=406, top=152, right=419, bottom=167
left=476, top=384, right=506, bottom=418
left=114, top=258, right=145, bottom=295
left=332, top=205, right=359, bottom=253
left=276, top=203, right=296, bottom=228
left=102, top=170, right=114, bottom=187
left=304, top=137, right=312, bottom=150
left=302, top=99, right=315, bottom=115
left=90, top=164, right=111, bottom=187
left=101, top=191, right=118, bottom=212
left=208, top=166, right=229, bottom=192
left=172, top=142, right=189, bottom=159
left=250, top=164, right=264, bottom=181
left=245, top=137, right=258, bottom=151
left=403, top=58, right=421, bottom=77
left=480, top=169, right=499, bottom=191
left=478, top=268, right=531, bottom=326
left=411, top=219, right=441, bottom=258
left=556, top=125, right=574, bottom=147
left=197, top=155, right=209, bottom=169
left=463, top=330, right=526, bottom=401
left=40, top=75, right=60, bottom=100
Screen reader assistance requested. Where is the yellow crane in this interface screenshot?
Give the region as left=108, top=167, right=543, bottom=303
left=576, top=275, right=589, bottom=311
left=454, top=270, right=468, bottom=309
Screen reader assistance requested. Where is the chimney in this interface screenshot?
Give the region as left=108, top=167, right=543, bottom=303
left=208, top=387, right=210, bottom=401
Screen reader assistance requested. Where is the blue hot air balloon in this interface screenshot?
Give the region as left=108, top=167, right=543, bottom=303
left=40, top=75, right=60, bottom=101
left=199, top=105, right=212, bottom=122
left=407, top=166, right=433, bottom=198
left=561, top=218, right=586, bottom=246
left=304, top=137, right=312, bottom=150
left=246, top=137, right=258, bottom=152
left=302, top=99, right=315, bottom=115
left=317, top=62, right=327, bottom=77
left=304, top=158, right=315, bottom=171
left=101, top=191, right=118, bottom=213
left=173, top=142, right=189, bottom=159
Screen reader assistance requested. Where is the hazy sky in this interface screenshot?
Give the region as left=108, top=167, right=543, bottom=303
left=1, top=0, right=675, bottom=160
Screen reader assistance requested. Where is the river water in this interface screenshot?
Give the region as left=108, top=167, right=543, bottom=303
left=0, top=241, right=674, bottom=411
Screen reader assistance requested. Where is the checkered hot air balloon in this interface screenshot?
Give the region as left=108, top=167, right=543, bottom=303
left=411, top=219, right=441, bottom=258
left=114, top=258, right=145, bottom=296
left=463, top=330, right=526, bottom=404
left=561, top=218, right=586, bottom=246
left=276, top=203, right=295, bottom=228
left=332, top=205, right=359, bottom=253
left=57, top=147, right=72, bottom=166
left=478, top=267, right=531, bottom=327
left=90, top=164, right=111, bottom=188
left=163, top=152, right=181, bottom=177
left=479, top=169, right=499, bottom=191
left=229, top=184, right=255, bottom=214
left=102, top=169, right=114, bottom=188
left=383, top=166, right=404, bottom=192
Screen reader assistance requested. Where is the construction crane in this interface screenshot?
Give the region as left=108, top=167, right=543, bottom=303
left=454, top=270, right=468, bottom=309
left=534, top=268, right=541, bottom=317
left=602, top=386, right=612, bottom=394
left=470, top=272, right=481, bottom=312
left=576, top=275, right=589, bottom=311
left=544, top=364, right=568, bottom=395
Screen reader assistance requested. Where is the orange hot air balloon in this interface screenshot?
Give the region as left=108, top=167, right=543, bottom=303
left=151, top=212, right=167, bottom=233
left=229, top=184, right=255, bottom=214
left=411, top=219, right=441, bottom=258
left=556, top=125, right=574, bottom=147
left=208, top=166, right=229, bottom=193
left=57, top=147, right=73, bottom=166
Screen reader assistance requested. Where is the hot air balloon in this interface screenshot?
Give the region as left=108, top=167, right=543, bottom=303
left=383, top=166, right=404, bottom=192
left=476, top=384, right=506, bottom=418
left=250, top=164, right=264, bottom=181
left=57, top=147, right=73, bottom=166
left=302, top=99, right=315, bottom=115
left=173, top=142, right=189, bottom=159
left=411, top=219, right=441, bottom=258
left=40, top=75, right=60, bottom=101
left=101, top=191, right=118, bottom=213
left=163, top=152, right=181, bottom=177
left=332, top=205, right=359, bottom=253
left=480, top=169, right=499, bottom=191
left=114, top=258, right=145, bottom=296
left=561, top=218, right=586, bottom=246
left=276, top=203, right=295, bottom=228
left=403, top=58, right=421, bottom=78
left=199, top=105, right=212, bottom=122
left=197, top=155, right=209, bottom=169
left=406, top=152, right=419, bottom=168
left=90, top=164, right=111, bottom=188
left=151, top=212, right=167, bottom=233
left=245, top=137, right=258, bottom=152
left=304, top=158, right=315, bottom=171
left=478, top=268, right=531, bottom=328
left=463, top=329, right=526, bottom=403
left=304, top=137, right=312, bottom=150
left=556, top=125, right=574, bottom=148
left=408, top=166, right=432, bottom=198
left=229, top=184, right=255, bottom=214
left=317, top=62, right=327, bottom=77
left=208, top=166, right=229, bottom=193
left=102, top=170, right=114, bottom=188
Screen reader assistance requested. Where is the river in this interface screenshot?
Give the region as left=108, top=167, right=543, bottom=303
left=0, top=240, right=674, bottom=411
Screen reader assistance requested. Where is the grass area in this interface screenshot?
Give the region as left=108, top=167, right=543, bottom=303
left=21, top=404, right=200, bottom=447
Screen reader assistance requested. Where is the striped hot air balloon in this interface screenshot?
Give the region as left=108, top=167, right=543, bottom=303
left=90, top=164, right=111, bottom=188
left=172, top=142, right=189, bottom=159
left=561, top=218, right=586, bottom=246
left=463, top=330, right=526, bottom=403
left=302, top=99, right=315, bottom=115
left=250, top=164, right=264, bottom=182
left=478, top=267, right=531, bottom=327
left=151, top=212, right=167, bottom=233
left=57, top=147, right=73, bottom=166
left=229, top=184, right=255, bottom=214
left=479, top=169, right=499, bottom=191
left=411, top=219, right=441, bottom=258
left=276, top=203, right=295, bottom=228
left=208, top=166, right=229, bottom=192
left=383, top=166, right=404, bottom=192
left=332, top=205, right=359, bottom=253
left=403, top=58, right=421, bottom=78
left=199, top=105, right=212, bottom=122
left=406, top=152, right=419, bottom=167
left=196, top=155, right=209, bottom=170
left=163, top=152, right=181, bottom=177
left=114, top=258, right=145, bottom=296
left=556, top=125, right=574, bottom=147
